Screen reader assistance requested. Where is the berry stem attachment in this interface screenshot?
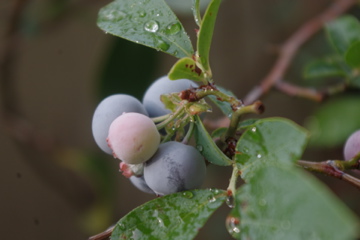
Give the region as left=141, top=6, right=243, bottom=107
left=182, top=122, right=195, bottom=145
left=156, top=103, right=187, bottom=130
left=224, top=100, right=265, bottom=139
left=227, top=164, right=240, bottom=200
left=151, top=113, right=171, bottom=123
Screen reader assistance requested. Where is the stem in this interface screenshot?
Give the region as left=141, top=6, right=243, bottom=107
left=244, top=0, right=357, bottom=104
left=151, top=113, right=171, bottom=123
left=182, top=122, right=195, bottom=145
left=297, top=153, right=360, bottom=189
left=156, top=105, right=186, bottom=130
left=196, top=88, right=242, bottom=108
left=88, top=225, right=114, bottom=240
left=224, top=101, right=264, bottom=139
left=227, top=164, right=239, bottom=196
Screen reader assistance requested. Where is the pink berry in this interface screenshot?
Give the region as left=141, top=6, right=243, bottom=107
left=107, top=112, right=160, bottom=164
left=344, top=130, right=360, bottom=160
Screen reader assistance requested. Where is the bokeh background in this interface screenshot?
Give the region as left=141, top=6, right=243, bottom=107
left=1, top=0, right=360, bottom=239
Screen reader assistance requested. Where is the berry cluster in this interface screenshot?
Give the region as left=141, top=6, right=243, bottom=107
left=91, top=76, right=206, bottom=196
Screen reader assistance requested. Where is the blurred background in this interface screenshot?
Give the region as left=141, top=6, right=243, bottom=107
left=1, top=0, right=360, bottom=239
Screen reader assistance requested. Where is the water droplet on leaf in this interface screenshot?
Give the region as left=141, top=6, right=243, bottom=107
left=165, top=22, right=182, bottom=35
left=144, top=20, right=159, bottom=32
left=251, top=127, right=257, bottom=132
left=258, top=198, right=267, bottom=206
left=155, top=38, right=170, bottom=51
left=102, top=9, right=127, bottom=22
left=139, top=11, right=146, bottom=17
left=196, top=145, right=203, bottom=152
left=182, top=191, right=193, bottom=199
left=226, top=195, right=235, bottom=208
left=256, top=153, right=262, bottom=158
left=208, top=195, right=216, bottom=203
left=226, top=216, right=241, bottom=237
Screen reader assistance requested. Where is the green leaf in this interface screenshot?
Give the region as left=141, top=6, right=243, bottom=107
left=168, top=57, right=205, bottom=82
left=110, top=189, right=226, bottom=240
left=305, top=95, right=360, bottom=147
left=207, top=86, right=236, bottom=117
left=235, top=118, right=308, bottom=180
left=193, top=115, right=232, bottom=166
left=326, top=15, right=360, bottom=56
left=211, top=127, right=227, bottom=138
left=197, top=0, right=222, bottom=72
left=345, top=40, right=360, bottom=68
left=229, top=165, right=359, bottom=240
left=97, top=0, right=194, bottom=58
left=192, top=0, right=202, bottom=26
left=350, top=75, right=360, bottom=88
left=303, top=57, right=347, bottom=80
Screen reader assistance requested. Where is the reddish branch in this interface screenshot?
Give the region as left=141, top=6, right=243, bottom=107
left=297, top=154, right=360, bottom=189
left=244, top=0, right=357, bottom=105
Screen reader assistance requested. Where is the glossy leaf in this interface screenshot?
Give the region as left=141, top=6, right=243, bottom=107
left=192, top=0, right=202, bottom=26
left=110, top=189, right=226, bottom=240
left=168, top=57, right=205, bottom=82
left=97, top=0, right=194, bottom=58
left=229, top=165, right=359, bottom=240
left=193, top=116, right=232, bottom=166
left=235, top=118, right=308, bottom=180
left=303, top=57, right=347, bottom=80
left=345, top=40, right=360, bottom=68
left=197, top=0, right=222, bottom=72
left=326, top=15, right=360, bottom=56
left=305, top=95, right=360, bottom=147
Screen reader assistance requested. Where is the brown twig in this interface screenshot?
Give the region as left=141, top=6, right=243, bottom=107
left=297, top=154, right=360, bottom=189
left=88, top=225, right=114, bottom=240
left=244, top=0, right=357, bottom=105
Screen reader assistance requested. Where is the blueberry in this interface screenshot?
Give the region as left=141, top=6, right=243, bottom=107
left=92, top=94, right=148, bottom=154
left=142, top=76, right=197, bottom=117
left=144, top=141, right=206, bottom=195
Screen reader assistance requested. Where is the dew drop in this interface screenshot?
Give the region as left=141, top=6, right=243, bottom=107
left=118, top=223, right=126, bottom=230
left=208, top=195, right=216, bottom=203
left=226, top=216, right=241, bottom=237
left=144, top=20, right=159, bottom=32
left=182, top=191, right=193, bottom=199
left=196, top=145, right=203, bottom=152
left=251, top=127, right=257, bottom=132
left=102, top=9, right=127, bottom=22
left=139, top=11, right=146, bottom=17
left=156, top=38, right=170, bottom=51
left=243, top=147, right=249, bottom=153
left=157, top=217, right=165, bottom=227
left=210, top=188, right=220, bottom=194
left=164, top=22, right=182, bottom=35
left=226, top=195, right=235, bottom=208
left=258, top=198, right=267, bottom=206
left=256, top=153, right=262, bottom=158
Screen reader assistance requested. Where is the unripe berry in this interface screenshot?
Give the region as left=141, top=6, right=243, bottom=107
left=144, top=141, right=206, bottom=196
left=92, top=94, right=148, bottom=154
left=344, top=130, right=360, bottom=160
left=107, top=112, right=160, bottom=164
